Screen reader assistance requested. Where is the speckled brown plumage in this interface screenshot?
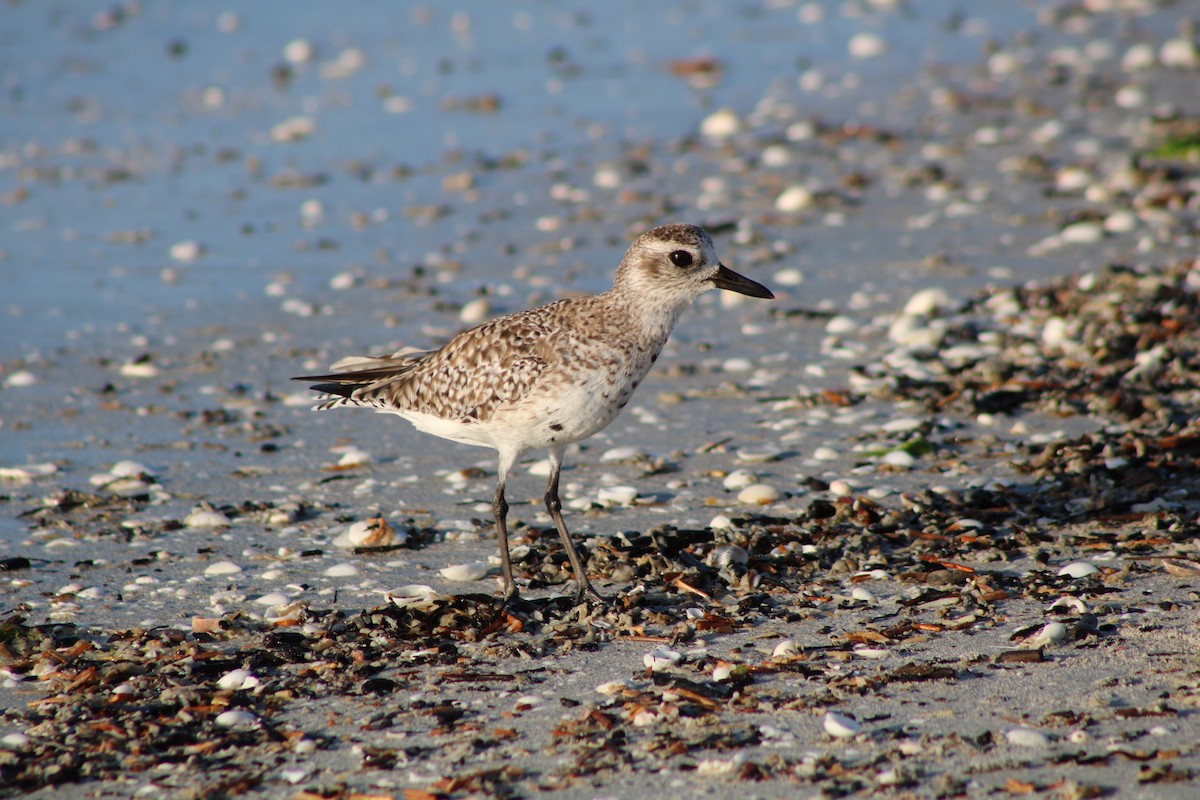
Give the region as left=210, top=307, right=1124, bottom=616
left=294, top=223, right=773, bottom=603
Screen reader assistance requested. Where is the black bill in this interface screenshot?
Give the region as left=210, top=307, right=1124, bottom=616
left=710, top=264, right=774, bottom=299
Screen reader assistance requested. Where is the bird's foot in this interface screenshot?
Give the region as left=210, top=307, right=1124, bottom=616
left=573, top=582, right=609, bottom=609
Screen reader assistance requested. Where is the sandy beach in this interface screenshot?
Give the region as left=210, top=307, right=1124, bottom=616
left=3, top=2, right=1200, bottom=797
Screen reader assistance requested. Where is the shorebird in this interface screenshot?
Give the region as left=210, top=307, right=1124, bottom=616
left=294, top=224, right=773, bottom=603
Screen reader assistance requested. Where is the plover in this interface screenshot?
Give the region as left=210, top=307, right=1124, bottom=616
left=295, top=224, right=773, bottom=603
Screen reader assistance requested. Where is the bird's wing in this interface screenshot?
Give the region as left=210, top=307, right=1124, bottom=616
left=294, top=303, right=569, bottom=420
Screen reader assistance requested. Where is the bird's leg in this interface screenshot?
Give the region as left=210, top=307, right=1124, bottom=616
left=545, top=448, right=606, bottom=605
left=493, top=479, right=519, bottom=604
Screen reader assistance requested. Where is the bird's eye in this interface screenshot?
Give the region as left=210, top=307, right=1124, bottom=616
left=668, top=250, right=694, bottom=268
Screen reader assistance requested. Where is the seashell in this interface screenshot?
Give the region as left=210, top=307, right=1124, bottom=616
left=595, top=680, right=633, bottom=696
left=169, top=240, right=204, bottom=262
left=723, top=469, right=757, bottom=491
left=881, top=450, right=916, bottom=468
left=643, top=646, right=682, bottom=672
left=709, top=514, right=736, bottom=531
left=110, top=460, right=154, bottom=478
left=186, top=508, right=231, bottom=528
left=217, top=669, right=259, bottom=691
left=600, top=446, right=642, bottom=462
left=775, top=185, right=815, bottom=213
left=336, top=517, right=396, bottom=548
left=772, top=639, right=802, bottom=658
left=214, top=710, right=259, bottom=729
left=712, top=663, right=736, bottom=682
left=336, top=448, right=373, bottom=467
left=700, top=108, right=740, bottom=139
left=1006, top=728, right=1050, bottom=748
left=824, top=711, right=862, bottom=739
left=902, top=288, right=956, bottom=317
left=828, top=479, right=853, bottom=496
left=1048, top=595, right=1089, bottom=614
left=1058, top=561, right=1099, bottom=578
left=597, top=485, right=639, bottom=506
left=813, top=446, right=841, bottom=462
left=1024, top=622, right=1068, bottom=648
left=853, top=647, right=890, bottom=659
left=459, top=298, right=491, bottom=325
left=707, top=545, right=749, bottom=569
left=385, top=585, right=436, bottom=606
left=439, top=562, right=491, bottom=582
left=204, top=560, right=241, bottom=576
left=323, top=563, right=359, bottom=577
left=254, top=592, right=290, bottom=606
left=737, top=484, right=780, bottom=505
left=848, top=31, right=886, bottom=59
left=850, top=586, right=876, bottom=603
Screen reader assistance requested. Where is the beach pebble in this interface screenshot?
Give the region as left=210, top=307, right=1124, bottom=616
left=643, top=646, right=683, bottom=672
left=1006, top=728, right=1050, bottom=748
left=1058, top=561, right=1099, bottom=578
left=439, top=562, right=491, bottom=582
left=824, top=711, right=862, bottom=739
left=737, top=484, right=780, bottom=505
left=204, top=560, right=242, bottom=577
left=214, top=710, right=259, bottom=729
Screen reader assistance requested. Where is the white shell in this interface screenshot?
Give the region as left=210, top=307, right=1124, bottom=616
left=1005, top=728, right=1050, bottom=748
left=214, top=710, right=259, bottom=729
left=203, top=560, right=242, bottom=576
left=323, top=563, right=359, bottom=577
left=824, top=711, right=862, bottom=739
left=595, top=680, right=633, bottom=695
left=254, top=592, right=290, bottom=606
left=772, top=639, right=802, bottom=658
left=1058, top=561, right=1099, bottom=578
left=217, top=669, right=259, bottom=691
left=439, top=562, right=491, bottom=582
left=597, top=485, right=639, bottom=506
left=186, top=509, right=231, bottom=528
left=722, top=470, right=758, bottom=491
left=643, top=646, right=682, bottom=672
left=737, top=484, right=780, bottom=505
left=1025, top=621, right=1068, bottom=648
